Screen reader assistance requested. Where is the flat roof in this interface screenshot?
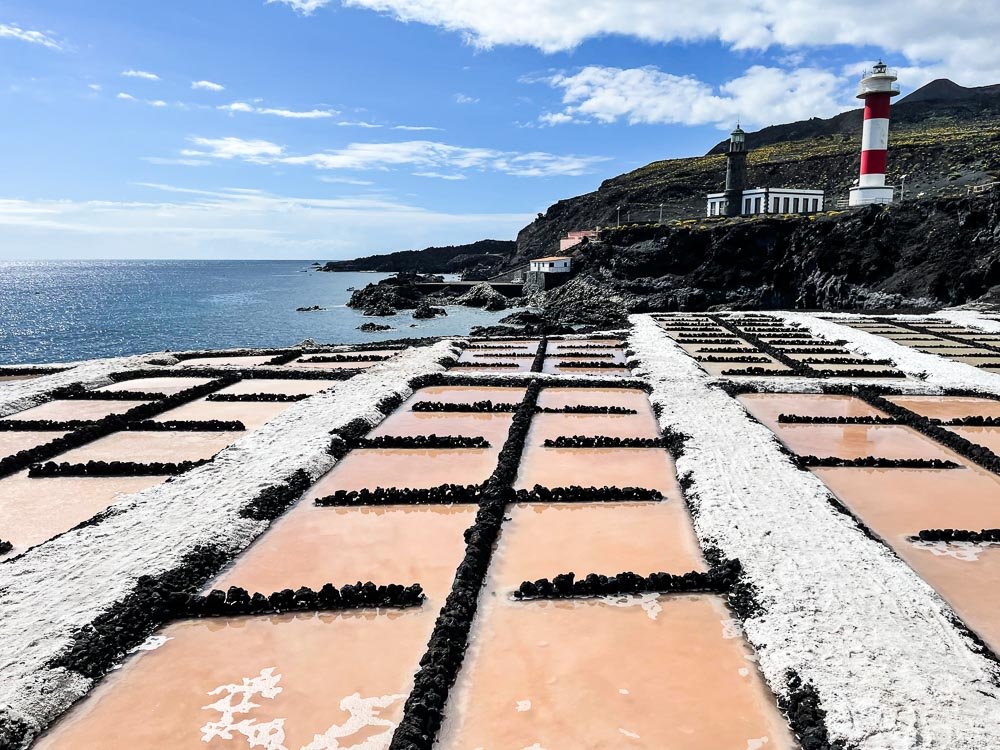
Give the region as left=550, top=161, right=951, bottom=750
left=532, top=256, right=572, bottom=262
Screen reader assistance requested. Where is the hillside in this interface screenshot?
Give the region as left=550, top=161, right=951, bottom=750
left=512, top=78, right=1000, bottom=265
left=318, top=239, right=515, bottom=275
left=535, top=189, right=1000, bottom=327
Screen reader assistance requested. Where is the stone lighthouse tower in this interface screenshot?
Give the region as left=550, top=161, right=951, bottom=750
left=724, top=124, right=747, bottom=217
left=849, top=61, right=900, bottom=206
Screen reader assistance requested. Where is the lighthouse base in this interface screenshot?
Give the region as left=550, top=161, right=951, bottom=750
left=849, top=185, right=895, bottom=207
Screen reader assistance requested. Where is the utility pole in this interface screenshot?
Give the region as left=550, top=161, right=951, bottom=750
left=658, top=203, right=663, bottom=223
left=617, top=206, right=621, bottom=227
left=900, top=174, right=908, bottom=201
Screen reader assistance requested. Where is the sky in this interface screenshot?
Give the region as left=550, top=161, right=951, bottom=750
left=2, top=0, right=999, bottom=260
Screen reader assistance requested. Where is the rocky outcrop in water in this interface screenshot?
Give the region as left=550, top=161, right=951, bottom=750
left=412, top=301, right=447, bottom=319
left=347, top=272, right=431, bottom=315
left=456, top=282, right=508, bottom=311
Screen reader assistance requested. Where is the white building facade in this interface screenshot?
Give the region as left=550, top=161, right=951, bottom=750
left=707, top=187, right=824, bottom=217
left=529, top=256, right=572, bottom=273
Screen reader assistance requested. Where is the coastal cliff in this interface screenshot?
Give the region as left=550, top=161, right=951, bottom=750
left=325, top=78, right=1000, bottom=327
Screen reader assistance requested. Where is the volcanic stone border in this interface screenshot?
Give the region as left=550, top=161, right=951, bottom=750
left=124, top=420, right=245, bottom=432
left=530, top=338, right=548, bottom=373
left=109, top=367, right=357, bottom=382
left=207, top=392, right=311, bottom=402
left=55, top=386, right=166, bottom=401
left=181, top=581, right=425, bottom=618
left=776, top=414, right=901, bottom=425
left=511, top=561, right=740, bottom=601
left=542, top=435, right=664, bottom=448
left=411, top=400, right=519, bottom=413
left=451, top=361, right=520, bottom=369
left=796, top=456, right=960, bottom=469
left=0, top=367, right=70, bottom=377
left=555, top=360, right=630, bottom=370
left=299, top=354, right=395, bottom=363
left=535, top=405, right=638, bottom=414
left=315, top=484, right=487, bottom=507
left=29, top=459, right=213, bottom=477
left=0, top=419, right=96, bottom=431
left=512, top=485, right=663, bottom=503
left=389, top=380, right=541, bottom=750
left=352, top=435, right=491, bottom=449
left=912, top=529, right=1000, bottom=543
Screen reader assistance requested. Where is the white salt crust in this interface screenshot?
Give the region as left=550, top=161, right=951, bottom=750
left=933, top=309, right=1000, bottom=335
left=0, top=354, right=177, bottom=419
left=0, top=341, right=456, bottom=748
left=628, top=314, right=1000, bottom=749
left=779, top=312, right=1000, bottom=395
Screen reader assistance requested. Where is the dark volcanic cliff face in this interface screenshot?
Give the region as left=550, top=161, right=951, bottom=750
left=550, top=191, right=1000, bottom=315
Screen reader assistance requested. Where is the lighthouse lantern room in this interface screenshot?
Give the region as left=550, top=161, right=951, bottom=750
left=849, top=61, right=901, bottom=206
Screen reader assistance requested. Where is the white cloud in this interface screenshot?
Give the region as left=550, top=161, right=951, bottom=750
left=338, top=0, right=1000, bottom=85
left=117, top=92, right=174, bottom=109
left=142, top=157, right=212, bottom=167
left=393, top=125, right=443, bottom=131
left=182, top=136, right=286, bottom=162
left=88, top=84, right=102, bottom=92
left=218, top=101, right=336, bottom=118
left=171, top=135, right=606, bottom=178
left=192, top=80, right=225, bottom=92
left=266, top=0, right=331, bottom=14
left=455, top=93, right=479, bottom=104
left=257, top=106, right=335, bottom=119
left=541, top=64, right=849, bottom=130
left=414, top=171, right=467, bottom=180
left=122, top=69, right=160, bottom=81
left=218, top=101, right=255, bottom=113
left=0, top=22, right=63, bottom=51
left=0, top=185, right=531, bottom=259
left=337, top=120, right=382, bottom=128
left=318, top=176, right=375, bottom=185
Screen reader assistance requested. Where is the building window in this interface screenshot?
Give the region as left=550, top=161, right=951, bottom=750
left=754, top=197, right=761, bottom=214
left=782, top=197, right=789, bottom=213
left=812, top=198, right=819, bottom=211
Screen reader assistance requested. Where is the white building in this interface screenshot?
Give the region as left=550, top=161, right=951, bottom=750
left=706, top=187, right=824, bottom=217
left=529, top=256, right=573, bottom=273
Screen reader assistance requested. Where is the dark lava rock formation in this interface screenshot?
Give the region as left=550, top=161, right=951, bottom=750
left=318, top=239, right=515, bottom=276
left=347, top=272, right=433, bottom=315
left=551, top=190, right=1000, bottom=314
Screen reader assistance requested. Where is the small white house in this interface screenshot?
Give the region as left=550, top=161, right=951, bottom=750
left=706, top=188, right=824, bottom=217
left=529, top=256, right=573, bottom=273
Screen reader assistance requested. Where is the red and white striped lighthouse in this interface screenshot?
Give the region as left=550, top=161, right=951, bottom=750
left=849, top=61, right=900, bottom=206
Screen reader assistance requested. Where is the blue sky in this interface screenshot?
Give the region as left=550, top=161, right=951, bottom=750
left=2, top=0, right=998, bottom=259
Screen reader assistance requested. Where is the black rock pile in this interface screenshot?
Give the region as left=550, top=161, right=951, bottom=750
left=315, top=484, right=485, bottom=507
left=181, top=582, right=424, bottom=617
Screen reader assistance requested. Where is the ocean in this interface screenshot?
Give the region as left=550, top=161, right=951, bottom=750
left=0, top=260, right=516, bottom=365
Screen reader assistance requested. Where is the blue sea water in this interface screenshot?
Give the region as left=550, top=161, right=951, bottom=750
left=0, top=260, right=515, bottom=365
